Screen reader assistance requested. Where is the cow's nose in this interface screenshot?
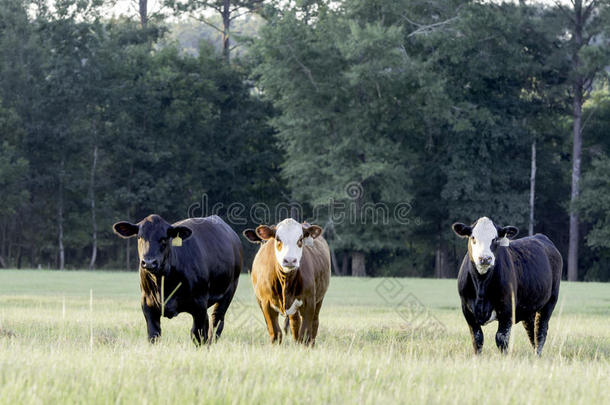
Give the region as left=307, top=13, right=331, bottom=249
left=283, top=257, right=297, bottom=268
left=479, top=256, right=492, bottom=266
left=141, top=258, right=158, bottom=270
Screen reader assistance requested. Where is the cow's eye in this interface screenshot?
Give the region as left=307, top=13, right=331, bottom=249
left=297, top=238, right=303, bottom=248
left=276, top=240, right=283, bottom=250
left=159, top=238, right=167, bottom=246
left=470, top=237, right=476, bottom=245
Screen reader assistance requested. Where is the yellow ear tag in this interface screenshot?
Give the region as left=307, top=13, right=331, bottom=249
left=172, top=236, right=182, bottom=247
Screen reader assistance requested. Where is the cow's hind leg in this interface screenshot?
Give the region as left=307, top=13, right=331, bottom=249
left=191, top=298, right=209, bottom=346
left=535, top=295, right=558, bottom=356
left=209, top=285, right=237, bottom=341
left=522, top=313, right=537, bottom=350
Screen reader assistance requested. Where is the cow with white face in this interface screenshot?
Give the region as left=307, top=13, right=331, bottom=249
left=269, top=219, right=318, bottom=271
left=454, top=217, right=517, bottom=275
left=243, top=219, right=331, bottom=345
left=452, top=217, right=562, bottom=355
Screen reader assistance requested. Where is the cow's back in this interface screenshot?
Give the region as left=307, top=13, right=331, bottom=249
left=532, top=234, right=562, bottom=286
left=506, top=234, right=561, bottom=311
left=174, top=216, right=242, bottom=299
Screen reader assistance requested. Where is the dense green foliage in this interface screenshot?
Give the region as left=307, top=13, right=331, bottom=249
left=0, top=0, right=282, bottom=270
left=0, top=0, right=609, bottom=279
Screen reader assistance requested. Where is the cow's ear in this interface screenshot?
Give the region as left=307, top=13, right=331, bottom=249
left=243, top=229, right=263, bottom=244
left=303, top=223, right=323, bottom=239
left=452, top=222, right=472, bottom=238
left=498, top=226, right=518, bottom=239
left=256, top=225, right=276, bottom=240
left=113, top=221, right=139, bottom=238
left=167, top=226, right=192, bottom=240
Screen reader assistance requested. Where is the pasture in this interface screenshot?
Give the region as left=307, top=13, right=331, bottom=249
left=0, top=270, right=608, bottom=405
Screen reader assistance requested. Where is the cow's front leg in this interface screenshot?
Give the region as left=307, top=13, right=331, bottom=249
left=298, top=301, right=315, bottom=346
left=495, top=316, right=512, bottom=353
left=289, top=313, right=301, bottom=342
left=142, top=303, right=161, bottom=343
left=191, top=299, right=209, bottom=346
left=468, top=324, right=484, bottom=354
left=462, top=302, right=483, bottom=354
left=261, top=301, right=282, bottom=344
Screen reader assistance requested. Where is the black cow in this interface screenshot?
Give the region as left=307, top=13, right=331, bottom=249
left=452, top=216, right=562, bottom=355
left=113, top=214, right=242, bottom=345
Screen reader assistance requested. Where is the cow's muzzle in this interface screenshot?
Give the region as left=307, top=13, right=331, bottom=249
left=280, top=265, right=298, bottom=273
left=141, top=258, right=161, bottom=273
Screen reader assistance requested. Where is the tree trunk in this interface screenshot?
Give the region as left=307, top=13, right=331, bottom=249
left=1, top=221, right=6, bottom=265
left=341, top=252, right=349, bottom=276
left=434, top=232, right=443, bottom=278
left=351, top=251, right=366, bottom=277
left=126, top=239, right=131, bottom=270
left=568, top=83, right=583, bottom=281
left=139, top=0, right=148, bottom=28
left=57, top=159, right=65, bottom=270
left=88, top=144, right=98, bottom=270
left=435, top=238, right=454, bottom=278
left=434, top=246, right=443, bottom=278
left=126, top=164, right=134, bottom=270
left=16, top=244, right=22, bottom=269
left=329, top=246, right=339, bottom=275
left=568, top=2, right=584, bottom=282
left=434, top=244, right=440, bottom=278
left=221, top=0, right=231, bottom=61
left=529, top=140, right=536, bottom=236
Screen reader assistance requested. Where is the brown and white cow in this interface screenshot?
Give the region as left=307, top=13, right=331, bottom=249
left=243, top=219, right=331, bottom=345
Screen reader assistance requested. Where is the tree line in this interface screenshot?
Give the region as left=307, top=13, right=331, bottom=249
left=0, top=0, right=609, bottom=280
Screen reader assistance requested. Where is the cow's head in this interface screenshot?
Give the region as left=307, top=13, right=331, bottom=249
left=452, top=217, right=518, bottom=275
left=113, top=214, right=192, bottom=276
left=255, top=218, right=323, bottom=273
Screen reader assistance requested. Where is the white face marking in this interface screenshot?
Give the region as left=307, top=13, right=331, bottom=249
left=274, top=218, right=304, bottom=273
left=470, top=217, right=498, bottom=274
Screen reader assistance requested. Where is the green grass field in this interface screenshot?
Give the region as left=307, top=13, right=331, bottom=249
left=0, top=270, right=608, bottom=404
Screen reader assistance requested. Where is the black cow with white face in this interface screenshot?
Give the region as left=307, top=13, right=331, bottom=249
left=452, top=217, right=562, bottom=355
left=113, top=214, right=242, bottom=346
